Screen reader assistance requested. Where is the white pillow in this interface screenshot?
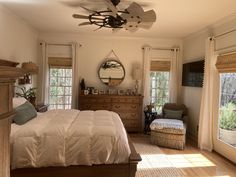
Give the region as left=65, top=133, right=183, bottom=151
left=13, top=97, right=28, bottom=109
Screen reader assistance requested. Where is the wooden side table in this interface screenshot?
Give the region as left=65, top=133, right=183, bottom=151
left=35, top=103, right=49, bottom=113
left=144, top=110, right=158, bottom=134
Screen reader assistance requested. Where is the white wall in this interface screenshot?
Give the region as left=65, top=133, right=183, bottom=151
left=182, top=30, right=211, bottom=141
left=39, top=33, right=182, bottom=93
left=0, top=4, right=39, bottom=87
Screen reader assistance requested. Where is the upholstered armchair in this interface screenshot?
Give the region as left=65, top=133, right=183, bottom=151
left=150, top=103, right=188, bottom=150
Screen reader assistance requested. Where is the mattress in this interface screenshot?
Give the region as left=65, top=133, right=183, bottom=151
left=10, top=109, right=130, bottom=169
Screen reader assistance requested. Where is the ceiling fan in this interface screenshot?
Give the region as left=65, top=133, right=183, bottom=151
left=68, top=0, right=156, bottom=32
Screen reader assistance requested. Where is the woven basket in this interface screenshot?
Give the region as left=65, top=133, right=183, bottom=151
left=150, top=131, right=185, bottom=150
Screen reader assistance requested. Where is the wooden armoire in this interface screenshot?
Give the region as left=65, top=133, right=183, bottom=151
left=0, top=60, right=24, bottom=177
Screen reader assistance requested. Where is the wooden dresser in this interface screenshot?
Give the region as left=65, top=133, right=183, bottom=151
left=0, top=60, right=24, bottom=177
left=79, top=94, right=143, bottom=132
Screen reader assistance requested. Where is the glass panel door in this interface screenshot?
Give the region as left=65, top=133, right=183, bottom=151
left=218, top=73, right=236, bottom=147
left=213, top=73, right=236, bottom=163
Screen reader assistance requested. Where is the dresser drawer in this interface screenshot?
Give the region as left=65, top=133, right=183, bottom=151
left=81, top=98, right=112, bottom=104
left=111, top=103, right=139, bottom=112
left=81, top=103, right=111, bottom=110
left=112, top=97, right=140, bottom=104
left=118, top=112, right=139, bottom=120
left=121, top=119, right=139, bottom=127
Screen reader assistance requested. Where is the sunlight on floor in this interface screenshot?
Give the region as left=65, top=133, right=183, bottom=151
left=168, top=154, right=215, bottom=168
left=138, top=153, right=215, bottom=169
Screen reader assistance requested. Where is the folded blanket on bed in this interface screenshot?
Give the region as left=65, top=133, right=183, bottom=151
left=11, top=110, right=130, bottom=169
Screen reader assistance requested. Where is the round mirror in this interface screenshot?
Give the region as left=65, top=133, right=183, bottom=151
left=98, top=60, right=125, bottom=86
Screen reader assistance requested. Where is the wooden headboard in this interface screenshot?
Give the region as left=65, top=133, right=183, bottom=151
left=0, top=59, right=24, bottom=79
left=0, top=59, right=24, bottom=177
left=0, top=59, right=19, bottom=67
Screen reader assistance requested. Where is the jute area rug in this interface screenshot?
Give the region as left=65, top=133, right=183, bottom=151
left=131, top=134, right=183, bottom=177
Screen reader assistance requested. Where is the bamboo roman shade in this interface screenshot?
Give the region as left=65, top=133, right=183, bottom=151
left=216, top=53, right=236, bottom=73
left=150, top=61, right=171, bottom=71
left=48, top=57, right=72, bottom=67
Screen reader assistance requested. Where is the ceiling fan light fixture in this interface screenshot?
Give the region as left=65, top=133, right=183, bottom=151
left=71, top=0, right=156, bottom=32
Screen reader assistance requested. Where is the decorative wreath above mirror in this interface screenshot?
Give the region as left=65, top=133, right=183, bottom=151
left=98, top=50, right=125, bottom=87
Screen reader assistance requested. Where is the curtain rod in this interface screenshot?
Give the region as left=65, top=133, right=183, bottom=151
left=142, top=47, right=179, bottom=51
left=214, top=28, right=236, bottom=39
left=215, top=44, right=236, bottom=52
left=39, top=43, right=82, bottom=47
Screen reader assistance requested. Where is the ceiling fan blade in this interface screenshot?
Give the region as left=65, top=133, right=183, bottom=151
left=142, top=10, right=156, bottom=22
left=126, top=27, right=139, bottom=33
left=73, top=14, right=102, bottom=20
left=126, top=2, right=144, bottom=16
left=103, top=0, right=118, bottom=17
left=79, top=22, right=92, bottom=26
left=117, top=1, right=151, bottom=10
left=139, top=22, right=154, bottom=29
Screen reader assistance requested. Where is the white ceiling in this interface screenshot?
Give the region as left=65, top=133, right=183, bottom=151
left=1, top=0, right=236, bottom=38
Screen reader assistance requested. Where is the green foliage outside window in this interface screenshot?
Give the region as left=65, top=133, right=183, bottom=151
left=219, top=73, right=236, bottom=131
left=150, top=71, right=170, bottom=113
left=219, top=103, right=236, bottom=130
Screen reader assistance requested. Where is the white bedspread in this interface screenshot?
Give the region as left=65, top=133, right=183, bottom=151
left=10, top=110, right=130, bottom=169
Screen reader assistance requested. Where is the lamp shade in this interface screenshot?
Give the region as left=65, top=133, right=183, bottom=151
left=21, top=62, right=39, bottom=74
left=132, top=68, right=142, bottom=80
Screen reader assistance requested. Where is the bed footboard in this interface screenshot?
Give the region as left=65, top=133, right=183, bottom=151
left=11, top=136, right=141, bottom=177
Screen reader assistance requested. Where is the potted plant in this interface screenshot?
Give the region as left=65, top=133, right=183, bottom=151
left=219, top=103, right=236, bottom=145
left=15, top=86, right=37, bottom=106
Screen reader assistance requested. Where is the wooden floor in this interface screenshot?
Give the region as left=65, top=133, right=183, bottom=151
left=131, top=134, right=236, bottom=177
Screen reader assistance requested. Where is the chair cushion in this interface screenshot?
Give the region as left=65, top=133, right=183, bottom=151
left=164, top=109, right=183, bottom=120
left=150, top=119, right=186, bottom=135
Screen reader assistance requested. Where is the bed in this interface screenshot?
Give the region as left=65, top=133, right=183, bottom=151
left=10, top=107, right=141, bottom=177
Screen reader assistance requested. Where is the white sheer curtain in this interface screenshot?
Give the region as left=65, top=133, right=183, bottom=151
left=198, top=38, right=218, bottom=151
left=71, top=42, right=79, bottom=109
left=142, top=46, right=152, bottom=106
left=169, top=48, right=180, bottom=103
left=40, top=42, right=49, bottom=104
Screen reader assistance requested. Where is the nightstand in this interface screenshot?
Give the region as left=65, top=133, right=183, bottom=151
left=35, top=103, right=49, bottom=113
left=144, top=110, right=158, bottom=134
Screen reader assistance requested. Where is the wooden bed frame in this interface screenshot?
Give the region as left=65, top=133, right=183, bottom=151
left=0, top=58, right=142, bottom=177
left=11, top=137, right=141, bottom=177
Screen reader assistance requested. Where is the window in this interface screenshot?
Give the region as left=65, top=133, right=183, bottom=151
left=150, top=71, right=170, bottom=113
left=216, top=53, right=236, bottom=147
left=218, top=73, right=236, bottom=147
left=49, top=67, right=72, bottom=110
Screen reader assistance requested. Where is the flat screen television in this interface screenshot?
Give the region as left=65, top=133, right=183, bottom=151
left=182, top=60, right=204, bottom=87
